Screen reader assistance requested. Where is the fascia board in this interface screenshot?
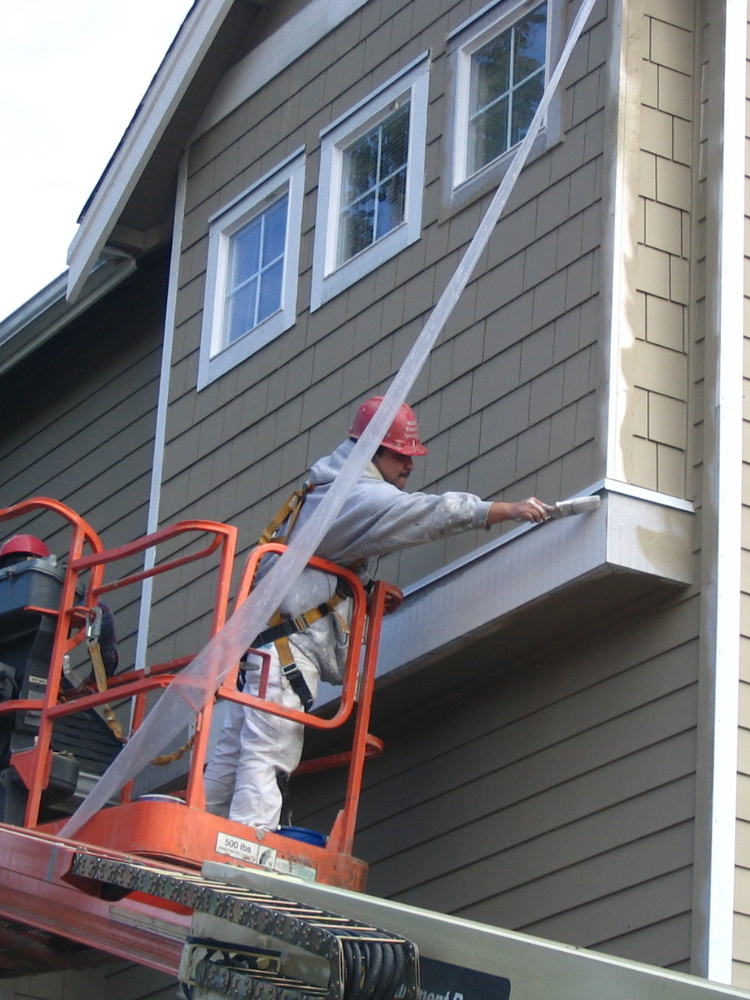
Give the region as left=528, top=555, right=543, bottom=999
left=65, top=0, right=236, bottom=304
left=375, top=489, right=693, bottom=678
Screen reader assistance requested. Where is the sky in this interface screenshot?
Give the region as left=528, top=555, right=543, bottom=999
left=0, top=1, right=195, bottom=323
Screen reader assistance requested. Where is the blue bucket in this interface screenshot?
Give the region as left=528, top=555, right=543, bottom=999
left=276, top=826, right=327, bottom=847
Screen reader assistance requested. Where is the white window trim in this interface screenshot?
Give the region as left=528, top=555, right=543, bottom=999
left=310, top=54, right=430, bottom=312
left=197, top=148, right=305, bottom=390
left=445, top=0, right=563, bottom=210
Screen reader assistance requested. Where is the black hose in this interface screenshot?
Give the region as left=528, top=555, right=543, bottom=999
left=360, top=942, right=383, bottom=1000
left=370, top=944, right=397, bottom=1000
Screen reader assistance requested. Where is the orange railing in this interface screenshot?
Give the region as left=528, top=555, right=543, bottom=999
left=0, top=499, right=398, bottom=857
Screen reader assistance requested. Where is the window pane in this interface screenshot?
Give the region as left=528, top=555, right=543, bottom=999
left=338, top=102, right=410, bottom=266
left=375, top=170, right=407, bottom=241
left=231, top=218, right=261, bottom=287
left=513, top=4, right=547, bottom=84
left=258, top=258, right=284, bottom=323
left=340, top=193, right=376, bottom=262
left=468, top=98, right=508, bottom=177
left=226, top=278, right=258, bottom=344
left=262, top=194, right=288, bottom=267
left=467, top=2, right=547, bottom=177
left=379, top=106, right=409, bottom=178
left=224, top=192, right=288, bottom=344
left=510, top=73, right=544, bottom=147
left=343, top=134, right=379, bottom=203
left=471, top=34, right=510, bottom=112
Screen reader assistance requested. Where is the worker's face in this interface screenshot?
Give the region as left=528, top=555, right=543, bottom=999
left=373, top=448, right=414, bottom=490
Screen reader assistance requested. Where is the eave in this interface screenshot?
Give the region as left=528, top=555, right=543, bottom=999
left=65, top=0, right=238, bottom=303
left=0, top=259, right=136, bottom=379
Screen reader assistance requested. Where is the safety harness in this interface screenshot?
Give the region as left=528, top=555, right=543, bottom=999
left=86, top=607, right=125, bottom=742
left=248, top=483, right=356, bottom=711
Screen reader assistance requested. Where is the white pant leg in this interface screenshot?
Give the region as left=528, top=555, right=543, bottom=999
left=203, top=700, right=244, bottom=818
left=204, top=643, right=318, bottom=830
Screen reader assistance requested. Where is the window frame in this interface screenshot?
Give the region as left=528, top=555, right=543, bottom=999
left=197, top=148, right=305, bottom=390
left=310, top=54, right=430, bottom=312
left=445, top=0, right=563, bottom=211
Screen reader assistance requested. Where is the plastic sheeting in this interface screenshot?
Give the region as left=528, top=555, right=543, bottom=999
left=62, top=0, right=597, bottom=837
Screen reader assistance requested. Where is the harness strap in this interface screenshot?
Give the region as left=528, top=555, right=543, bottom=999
left=250, top=587, right=350, bottom=648
left=258, top=484, right=313, bottom=545
left=86, top=609, right=125, bottom=743
left=253, top=486, right=364, bottom=711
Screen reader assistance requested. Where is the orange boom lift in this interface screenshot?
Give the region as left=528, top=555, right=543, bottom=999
left=0, top=497, right=416, bottom=993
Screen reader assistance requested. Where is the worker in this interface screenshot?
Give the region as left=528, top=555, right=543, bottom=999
left=203, top=397, right=554, bottom=830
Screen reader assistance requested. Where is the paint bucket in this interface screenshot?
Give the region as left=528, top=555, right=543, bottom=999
left=276, top=826, right=327, bottom=847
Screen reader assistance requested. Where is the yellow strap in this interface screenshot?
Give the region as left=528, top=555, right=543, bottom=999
left=259, top=485, right=312, bottom=545
left=88, top=638, right=126, bottom=743
left=152, top=735, right=194, bottom=766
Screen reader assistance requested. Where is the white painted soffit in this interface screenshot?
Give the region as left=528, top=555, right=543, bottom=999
left=317, top=484, right=694, bottom=703
left=65, top=0, right=236, bottom=304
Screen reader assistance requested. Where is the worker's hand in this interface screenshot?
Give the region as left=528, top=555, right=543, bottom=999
left=487, top=497, right=554, bottom=525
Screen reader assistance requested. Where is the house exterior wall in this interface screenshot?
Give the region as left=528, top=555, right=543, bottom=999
left=143, top=0, right=706, bottom=972
left=291, top=589, right=700, bottom=970
left=157, top=0, right=608, bottom=649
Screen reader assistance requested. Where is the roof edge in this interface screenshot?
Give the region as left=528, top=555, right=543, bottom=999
left=65, top=0, right=235, bottom=304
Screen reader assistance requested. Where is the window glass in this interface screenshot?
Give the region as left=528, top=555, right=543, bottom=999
left=225, top=193, right=288, bottom=345
left=338, top=104, right=410, bottom=265
left=467, top=2, right=547, bottom=177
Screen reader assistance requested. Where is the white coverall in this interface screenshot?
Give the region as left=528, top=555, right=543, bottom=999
left=203, top=438, right=493, bottom=830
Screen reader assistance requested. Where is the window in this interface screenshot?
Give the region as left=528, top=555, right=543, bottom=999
left=466, top=3, right=547, bottom=177
left=338, top=103, right=410, bottom=266
left=197, top=149, right=305, bottom=390
left=311, top=55, right=430, bottom=311
left=448, top=0, right=561, bottom=203
left=224, top=193, right=288, bottom=345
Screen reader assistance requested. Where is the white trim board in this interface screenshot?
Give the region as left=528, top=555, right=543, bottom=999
left=316, top=487, right=694, bottom=704
left=704, top=0, right=746, bottom=983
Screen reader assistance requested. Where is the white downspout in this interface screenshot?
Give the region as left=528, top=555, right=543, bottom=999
left=704, top=0, right=746, bottom=983
left=134, top=153, right=188, bottom=672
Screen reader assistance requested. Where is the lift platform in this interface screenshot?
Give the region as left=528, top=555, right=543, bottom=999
left=1, top=498, right=750, bottom=1000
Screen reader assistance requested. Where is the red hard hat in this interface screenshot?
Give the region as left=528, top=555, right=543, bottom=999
left=0, top=534, right=50, bottom=560
left=349, top=396, right=428, bottom=456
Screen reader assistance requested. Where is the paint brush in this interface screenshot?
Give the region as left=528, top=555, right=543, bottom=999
left=549, top=495, right=601, bottom=518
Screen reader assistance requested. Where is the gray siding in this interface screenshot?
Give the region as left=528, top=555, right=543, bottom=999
left=292, top=593, right=699, bottom=970
left=0, top=247, right=166, bottom=672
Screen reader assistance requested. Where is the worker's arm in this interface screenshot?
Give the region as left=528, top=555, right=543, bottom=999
left=487, top=497, right=553, bottom=525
